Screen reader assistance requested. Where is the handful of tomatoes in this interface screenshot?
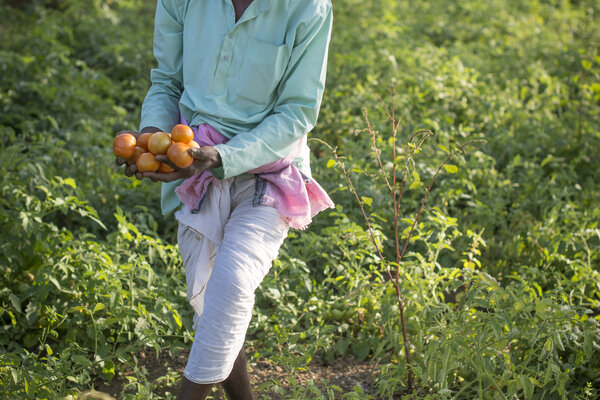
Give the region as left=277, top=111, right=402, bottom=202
left=113, top=124, right=200, bottom=173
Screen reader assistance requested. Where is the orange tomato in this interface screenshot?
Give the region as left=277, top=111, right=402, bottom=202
left=189, top=140, right=200, bottom=149
left=167, top=142, right=194, bottom=168
left=136, top=152, right=160, bottom=172
left=113, top=133, right=137, bottom=158
left=127, top=146, right=145, bottom=165
left=158, top=162, right=175, bottom=173
left=136, top=132, right=154, bottom=151
left=147, top=132, right=172, bottom=155
left=171, top=124, right=194, bottom=143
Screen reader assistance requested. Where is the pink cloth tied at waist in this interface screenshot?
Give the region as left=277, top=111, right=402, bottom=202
left=174, top=123, right=335, bottom=230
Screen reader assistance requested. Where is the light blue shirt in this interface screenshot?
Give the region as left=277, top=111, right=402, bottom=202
left=139, top=0, right=333, bottom=214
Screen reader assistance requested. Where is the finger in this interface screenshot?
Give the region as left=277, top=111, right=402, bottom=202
left=115, top=157, right=127, bottom=166
left=155, top=155, right=178, bottom=169
left=124, top=164, right=138, bottom=177
left=135, top=171, right=144, bottom=180
left=188, top=147, right=203, bottom=159
left=116, top=130, right=140, bottom=138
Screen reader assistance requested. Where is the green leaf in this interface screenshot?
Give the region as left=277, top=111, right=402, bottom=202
left=102, top=360, right=116, bottom=379
left=73, top=355, right=92, bottom=367
left=25, top=302, right=40, bottom=325
left=352, top=385, right=365, bottom=394
left=519, top=375, right=534, bottom=399
left=582, top=59, right=592, bottom=70
left=172, top=310, right=182, bottom=329
left=583, top=332, right=593, bottom=357
left=326, top=159, right=336, bottom=168
left=444, top=164, right=458, bottom=174
left=8, top=311, right=16, bottom=326
left=267, top=287, right=281, bottom=300
left=48, top=275, right=62, bottom=290
left=543, top=362, right=553, bottom=385
left=409, top=180, right=422, bottom=190
left=540, top=155, right=553, bottom=167
left=64, top=178, right=77, bottom=189
left=93, top=303, right=105, bottom=314
left=361, top=196, right=373, bottom=207
left=8, top=294, right=21, bottom=313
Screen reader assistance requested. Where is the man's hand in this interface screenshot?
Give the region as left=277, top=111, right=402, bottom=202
left=141, top=146, right=222, bottom=182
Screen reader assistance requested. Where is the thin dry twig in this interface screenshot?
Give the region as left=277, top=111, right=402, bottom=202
left=314, top=93, right=484, bottom=394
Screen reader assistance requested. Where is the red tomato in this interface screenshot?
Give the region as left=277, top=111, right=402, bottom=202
left=167, top=142, right=193, bottom=168
left=148, top=132, right=172, bottom=155
left=136, top=152, right=160, bottom=172
left=113, top=133, right=137, bottom=158
left=127, top=146, right=145, bottom=165
left=136, top=132, right=153, bottom=151
left=158, top=162, right=175, bottom=173
left=171, top=124, right=194, bottom=143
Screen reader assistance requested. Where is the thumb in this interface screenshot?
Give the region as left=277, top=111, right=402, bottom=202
left=188, top=147, right=203, bottom=159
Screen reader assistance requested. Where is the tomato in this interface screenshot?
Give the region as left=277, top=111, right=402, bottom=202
left=113, top=133, right=137, bottom=158
left=167, top=142, right=193, bottom=168
left=147, top=132, right=172, bottom=155
left=158, top=162, right=175, bottom=173
left=189, top=140, right=200, bottom=149
left=136, top=132, right=154, bottom=151
left=171, top=124, right=194, bottom=143
left=136, top=152, right=160, bottom=172
left=127, top=146, right=145, bottom=165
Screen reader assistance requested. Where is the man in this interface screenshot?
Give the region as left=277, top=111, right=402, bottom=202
left=116, top=0, right=333, bottom=398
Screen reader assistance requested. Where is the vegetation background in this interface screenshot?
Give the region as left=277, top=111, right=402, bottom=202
left=0, top=0, right=599, bottom=399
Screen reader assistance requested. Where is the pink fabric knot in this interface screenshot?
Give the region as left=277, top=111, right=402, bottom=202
left=174, top=123, right=334, bottom=230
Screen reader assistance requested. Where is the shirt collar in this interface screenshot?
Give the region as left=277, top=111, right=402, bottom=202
left=225, top=0, right=272, bottom=25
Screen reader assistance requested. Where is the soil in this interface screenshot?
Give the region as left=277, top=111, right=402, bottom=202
left=92, top=349, right=383, bottom=399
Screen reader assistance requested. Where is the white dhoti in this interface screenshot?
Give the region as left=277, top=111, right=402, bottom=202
left=175, top=174, right=289, bottom=384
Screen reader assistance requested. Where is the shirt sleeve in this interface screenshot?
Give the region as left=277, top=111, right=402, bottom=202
left=139, top=0, right=185, bottom=132
left=212, top=3, right=333, bottom=179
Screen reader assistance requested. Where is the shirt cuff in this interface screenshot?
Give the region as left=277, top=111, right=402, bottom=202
left=210, top=165, right=225, bottom=180
left=212, top=143, right=230, bottom=179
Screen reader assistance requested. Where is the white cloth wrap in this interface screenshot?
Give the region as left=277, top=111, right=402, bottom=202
left=175, top=175, right=289, bottom=384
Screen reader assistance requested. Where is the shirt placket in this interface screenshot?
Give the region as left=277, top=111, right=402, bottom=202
left=213, top=23, right=236, bottom=93
left=212, top=0, right=268, bottom=93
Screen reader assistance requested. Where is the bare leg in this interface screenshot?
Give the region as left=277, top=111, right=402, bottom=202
left=178, top=376, right=214, bottom=400
left=221, top=348, right=255, bottom=400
